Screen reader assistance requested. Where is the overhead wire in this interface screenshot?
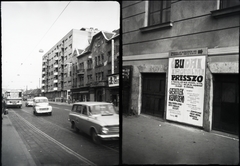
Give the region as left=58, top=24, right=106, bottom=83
left=21, top=1, right=71, bottom=65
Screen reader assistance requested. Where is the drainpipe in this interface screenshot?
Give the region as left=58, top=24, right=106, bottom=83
left=111, top=39, right=114, bottom=74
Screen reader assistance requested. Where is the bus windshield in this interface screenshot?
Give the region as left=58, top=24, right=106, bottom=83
left=6, top=92, right=22, bottom=99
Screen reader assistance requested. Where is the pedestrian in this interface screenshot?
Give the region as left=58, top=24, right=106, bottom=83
left=2, top=95, right=7, bottom=119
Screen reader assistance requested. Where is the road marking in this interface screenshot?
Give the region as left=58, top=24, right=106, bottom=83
left=52, top=106, right=60, bottom=109
left=51, top=106, right=70, bottom=111
left=12, top=111, right=97, bottom=166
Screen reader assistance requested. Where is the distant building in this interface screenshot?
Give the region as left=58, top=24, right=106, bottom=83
left=71, top=29, right=119, bottom=107
left=122, top=1, right=239, bottom=135
left=23, top=89, right=41, bottom=99
left=41, top=28, right=99, bottom=102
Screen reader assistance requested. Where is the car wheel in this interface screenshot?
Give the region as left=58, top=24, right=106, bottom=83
left=34, top=111, right=38, bottom=116
left=49, top=112, right=52, bottom=116
left=91, top=129, right=101, bottom=144
left=71, top=122, right=79, bottom=133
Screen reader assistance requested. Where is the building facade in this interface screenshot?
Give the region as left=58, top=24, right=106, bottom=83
left=71, top=30, right=119, bottom=108
left=41, top=28, right=99, bottom=102
left=122, top=0, right=239, bottom=135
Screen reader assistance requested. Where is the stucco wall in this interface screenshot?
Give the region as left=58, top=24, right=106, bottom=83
left=122, top=0, right=239, bottom=131
left=122, top=1, right=239, bottom=56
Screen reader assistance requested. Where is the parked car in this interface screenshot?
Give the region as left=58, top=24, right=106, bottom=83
left=68, top=102, right=119, bottom=144
left=25, top=99, right=34, bottom=107
left=33, top=97, right=52, bottom=116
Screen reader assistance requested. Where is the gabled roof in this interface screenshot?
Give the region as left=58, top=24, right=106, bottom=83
left=77, top=29, right=119, bottom=58
left=73, top=48, right=84, bottom=56
left=77, top=45, right=91, bottom=57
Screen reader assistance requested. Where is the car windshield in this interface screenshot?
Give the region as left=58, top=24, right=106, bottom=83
left=90, top=104, right=116, bottom=116
left=35, top=99, right=48, bottom=103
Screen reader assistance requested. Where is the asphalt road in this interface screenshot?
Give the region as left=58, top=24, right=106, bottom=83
left=6, top=102, right=119, bottom=165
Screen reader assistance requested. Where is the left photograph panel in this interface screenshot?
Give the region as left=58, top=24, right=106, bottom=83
left=1, top=1, right=120, bottom=165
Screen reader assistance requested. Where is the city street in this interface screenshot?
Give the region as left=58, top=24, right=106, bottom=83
left=2, top=102, right=119, bottom=165
left=122, top=114, right=239, bottom=165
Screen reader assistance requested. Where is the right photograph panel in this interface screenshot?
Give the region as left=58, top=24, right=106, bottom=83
left=121, top=0, right=239, bottom=165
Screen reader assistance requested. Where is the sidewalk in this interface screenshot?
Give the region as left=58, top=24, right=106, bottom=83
left=122, top=114, right=239, bottom=165
left=1, top=114, right=37, bottom=166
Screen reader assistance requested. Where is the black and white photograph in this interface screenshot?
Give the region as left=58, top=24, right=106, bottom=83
left=1, top=0, right=239, bottom=165
left=122, top=0, right=239, bottom=165
left=1, top=1, right=119, bottom=165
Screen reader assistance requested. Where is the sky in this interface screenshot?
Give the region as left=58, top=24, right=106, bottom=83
left=1, top=1, right=120, bottom=91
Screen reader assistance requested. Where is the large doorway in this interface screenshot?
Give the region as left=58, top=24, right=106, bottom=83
left=213, top=74, right=239, bottom=135
left=141, top=73, right=166, bottom=118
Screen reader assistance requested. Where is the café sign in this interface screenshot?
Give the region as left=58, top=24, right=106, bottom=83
left=108, top=74, right=119, bottom=87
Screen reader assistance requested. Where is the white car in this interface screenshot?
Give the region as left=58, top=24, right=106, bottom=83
left=68, top=102, right=119, bottom=144
left=25, top=99, right=34, bottom=107
left=33, top=97, right=52, bottom=116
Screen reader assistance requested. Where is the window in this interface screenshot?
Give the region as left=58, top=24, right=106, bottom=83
left=82, top=106, right=88, bottom=116
left=220, top=0, right=240, bottom=9
left=98, top=56, right=101, bottom=65
left=148, top=1, right=171, bottom=26
left=95, top=57, right=98, bottom=66
left=211, top=0, right=240, bottom=17
left=101, top=54, right=104, bottom=64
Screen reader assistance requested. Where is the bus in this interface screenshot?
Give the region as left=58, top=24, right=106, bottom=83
left=4, top=89, right=23, bottom=108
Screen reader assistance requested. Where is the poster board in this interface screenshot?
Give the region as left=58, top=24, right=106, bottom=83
left=166, top=48, right=207, bottom=127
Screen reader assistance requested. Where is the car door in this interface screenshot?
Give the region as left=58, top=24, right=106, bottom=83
left=78, top=105, right=91, bottom=134
left=74, top=105, right=84, bottom=130
left=69, top=104, right=78, bottom=123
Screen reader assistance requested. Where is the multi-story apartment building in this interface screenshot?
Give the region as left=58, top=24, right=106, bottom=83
left=41, top=28, right=99, bottom=101
left=71, top=29, right=119, bottom=107
left=122, top=1, right=239, bottom=135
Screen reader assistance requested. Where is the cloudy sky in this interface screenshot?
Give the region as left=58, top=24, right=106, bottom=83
left=2, top=1, right=120, bottom=91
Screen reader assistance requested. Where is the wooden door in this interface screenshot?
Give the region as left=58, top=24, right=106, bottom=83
left=142, top=73, right=166, bottom=118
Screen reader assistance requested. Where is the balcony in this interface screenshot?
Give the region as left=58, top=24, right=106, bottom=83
left=42, top=90, right=45, bottom=93
left=54, top=57, right=59, bottom=61
left=54, top=64, right=58, bottom=68
left=42, top=71, right=45, bottom=75
left=77, top=69, right=85, bottom=75
left=42, top=77, right=45, bottom=80
left=53, top=87, right=58, bottom=91
left=54, top=72, right=58, bottom=75
left=43, top=65, right=46, bottom=68
left=42, top=83, right=45, bottom=86
left=54, top=79, right=58, bottom=83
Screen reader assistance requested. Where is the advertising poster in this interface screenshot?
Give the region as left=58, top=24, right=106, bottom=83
left=166, top=49, right=207, bottom=127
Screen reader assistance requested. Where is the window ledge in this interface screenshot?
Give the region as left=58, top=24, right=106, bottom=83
left=211, top=5, right=240, bottom=18
left=140, top=21, right=173, bottom=33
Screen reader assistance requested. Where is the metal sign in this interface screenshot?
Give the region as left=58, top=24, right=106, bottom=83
left=108, top=74, right=119, bottom=87
left=170, top=48, right=207, bottom=57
